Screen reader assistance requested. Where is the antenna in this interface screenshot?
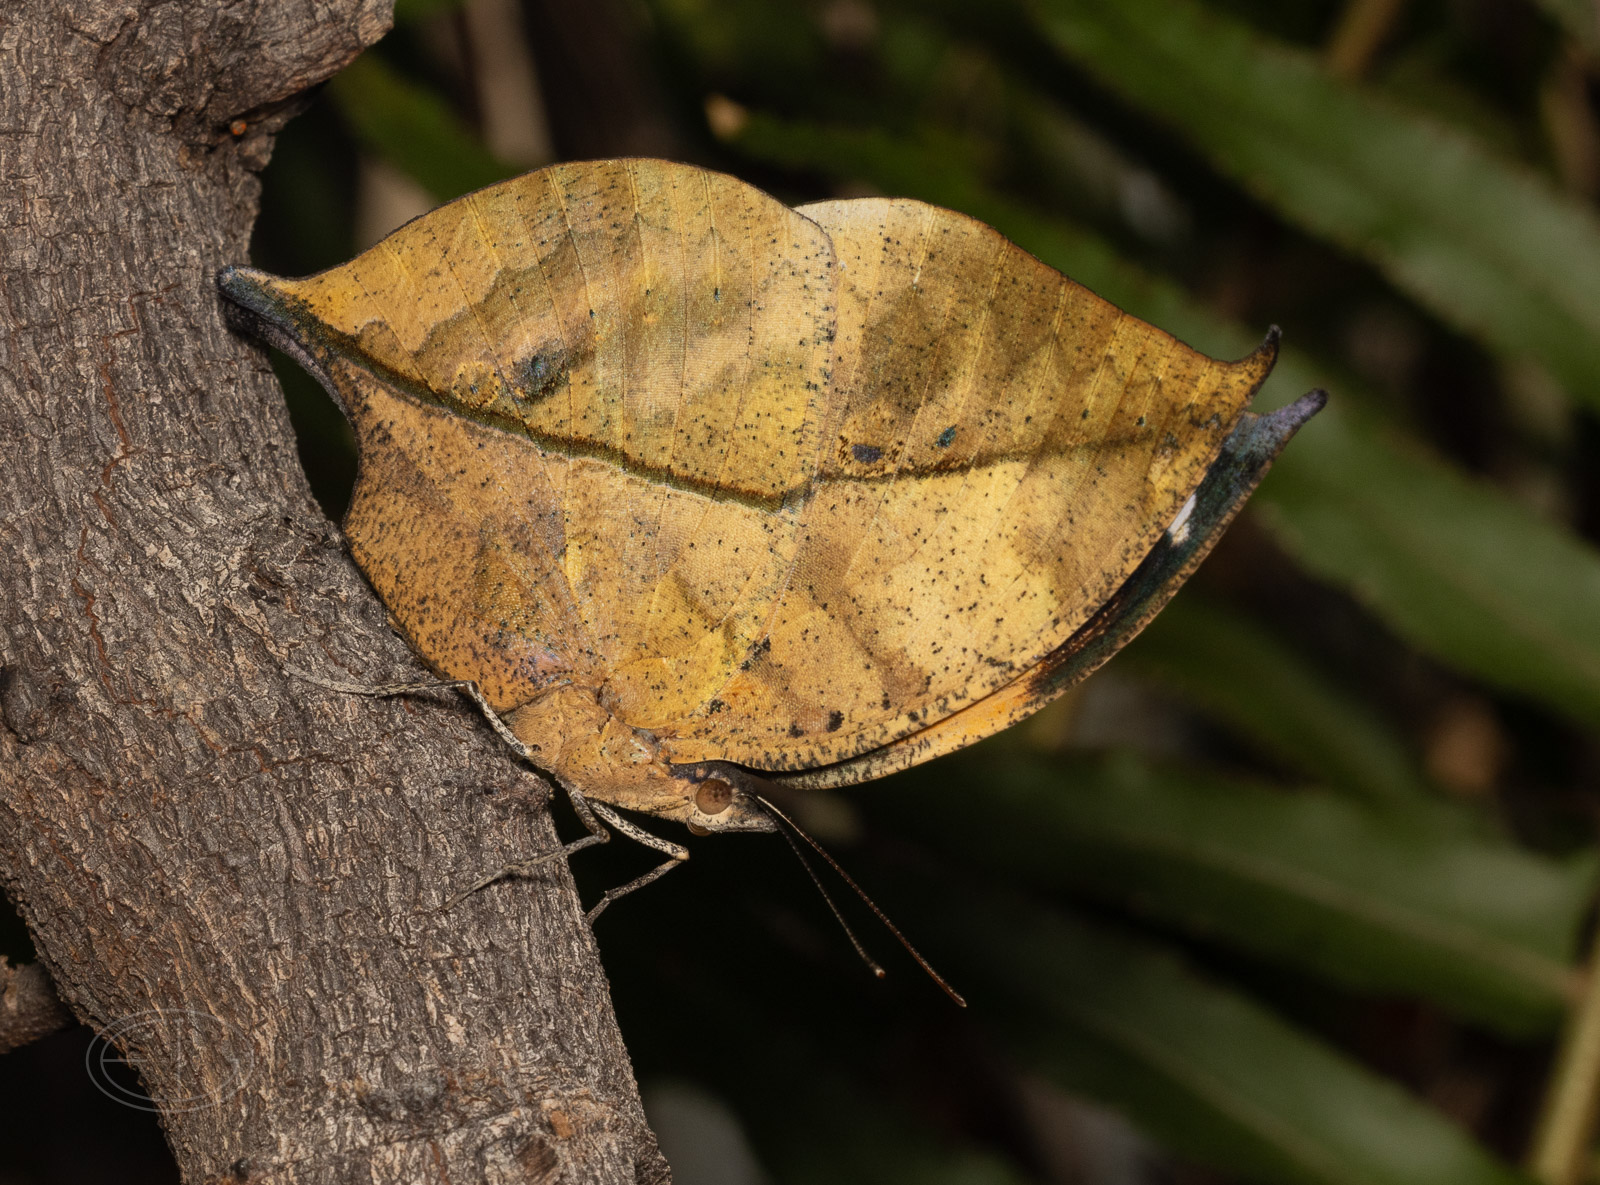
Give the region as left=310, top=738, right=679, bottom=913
left=754, top=794, right=967, bottom=1007
left=771, top=820, right=886, bottom=980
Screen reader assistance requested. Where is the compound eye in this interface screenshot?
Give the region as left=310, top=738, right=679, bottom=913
left=695, top=777, right=734, bottom=816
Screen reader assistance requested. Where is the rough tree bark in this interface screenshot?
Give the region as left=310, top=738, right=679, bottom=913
left=0, top=3, right=669, bottom=1181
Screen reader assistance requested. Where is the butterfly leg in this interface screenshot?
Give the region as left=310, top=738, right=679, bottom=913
left=582, top=801, right=690, bottom=922
left=294, top=666, right=687, bottom=918
left=286, top=666, right=536, bottom=757
left=441, top=793, right=687, bottom=920
left=439, top=780, right=614, bottom=911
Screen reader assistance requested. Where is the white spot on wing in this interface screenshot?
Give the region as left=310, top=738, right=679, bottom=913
left=1166, top=493, right=1197, bottom=545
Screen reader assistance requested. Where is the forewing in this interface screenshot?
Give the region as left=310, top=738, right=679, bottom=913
left=661, top=198, right=1274, bottom=770
left=226, top=161, right=838, bottom=722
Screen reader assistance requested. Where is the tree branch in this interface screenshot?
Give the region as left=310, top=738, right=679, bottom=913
left=0, top=2, right=667, bottom=1180
left=0, top=958, right=71, bottom=1054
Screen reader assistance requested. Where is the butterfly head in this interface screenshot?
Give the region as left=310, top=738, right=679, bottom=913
left=669, top=763, right=780, bottom=835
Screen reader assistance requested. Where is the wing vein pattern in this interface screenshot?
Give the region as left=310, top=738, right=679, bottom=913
left=232, top=164, right=1272, bottom=781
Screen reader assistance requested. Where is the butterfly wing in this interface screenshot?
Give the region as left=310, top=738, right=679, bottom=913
left=222, top=161, right=839, bottom=720
left=767, top=392, right=1326, bottom=789
left=658, top=198, right=1275, bottom=771
left=224, top=177, right=1290, bottom=784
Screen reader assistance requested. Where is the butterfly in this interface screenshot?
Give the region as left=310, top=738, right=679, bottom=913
left=221, top=159, right=1322, bottom=994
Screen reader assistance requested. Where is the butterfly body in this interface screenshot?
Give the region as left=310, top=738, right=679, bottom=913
left=220, top=158, right=1318, bottom=843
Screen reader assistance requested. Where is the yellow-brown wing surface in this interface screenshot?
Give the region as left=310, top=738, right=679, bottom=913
left=658, top=198, right=1274, bottom=771
left=769, top=392, right=1324, bottom=791
left=223, top=160, right=839, bottom=721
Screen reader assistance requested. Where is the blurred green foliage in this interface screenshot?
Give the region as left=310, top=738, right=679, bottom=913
left=224, top=2, right=1600, bottom=1184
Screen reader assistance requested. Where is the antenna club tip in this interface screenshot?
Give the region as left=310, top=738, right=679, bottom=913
left=872, top=967, right=887, bottom=979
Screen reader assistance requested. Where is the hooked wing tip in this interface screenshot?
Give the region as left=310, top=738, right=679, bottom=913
left=1235, top=389, right=1326, bottom=464
left=1268, top=387, right=1328, bottom=435
left=1233, top=326, right=1282, bottom=397
left=1244, top=324, right=1281, bottom=367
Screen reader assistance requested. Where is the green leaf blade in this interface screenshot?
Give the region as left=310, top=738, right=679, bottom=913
left=329, top=54, right=518, bottom=203
left=1029, top=0, right=1600, bottom=405
left=885, top=751, right=1592, bottom=1034
left=1126, top=596, right=1437, bottom=810
left=1530, top=0, right=1600, bottom=52
left=929, top=891, right=1534, bottom=1185
left=1256, top=398, right=1600, bottom=729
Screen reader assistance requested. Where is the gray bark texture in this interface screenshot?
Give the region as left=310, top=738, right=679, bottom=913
left=0, top=3, right=669, bottom=1182
left=0, top=956, right=71, bottom=1053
